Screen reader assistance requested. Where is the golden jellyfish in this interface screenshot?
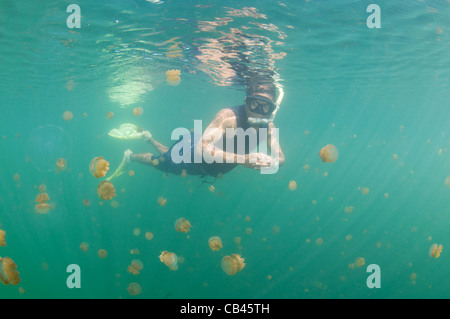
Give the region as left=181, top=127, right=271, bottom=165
left=35, top=191, right=51, bottom=214
left=63, top=111, right=73, bottom=121
left=175, top=217, right=191, bottom=233
left=105, top=112, right=114, bottom=120
left=82, top=199, right=91, bottom=207
left=133, top=107, right=143, bottom=116
left=354, top=257, right=365, bottom=268
left=221, top=254, right=245, bottom=276
left=288, top=180, right=297, bottom=191
left=127, top=282, right=142, bottom=296
left=208, top=236, right=223, bottom=251
left=166, top=69, right=181, bottom=86
left=145, top=232, right=154, bottom=240
left=97, top=249, right=108, bottom=259
left=56, top=158, right=67, bottom=171
left=159, top=251, right=179, bottom=271
left=127, top=265, right=139, bottom=275
left=0, top=230, right=5, bottom=246
left=157, top=196, right=167, bottom=207
left=319, top=144, right=339, bottom=163
left=445, top=175, right=450, bottom=187
left=36, top=192, right=49, bottom=204
left=128, top=259, right=144, bottom=275
left=429, top=244, right=443, bottom=259
left=0, top=257, right=21, bottom=286
left=80, top=242, right=89, bottom=252
left=90, top=156, right=110, bottom=178
left=132, top=228, right=141, bottom=236
left=110, top=200, right=119, bottom=208
left=97, top=181, right=116, bottom=200
left=131, top=259, right=144, bottom=271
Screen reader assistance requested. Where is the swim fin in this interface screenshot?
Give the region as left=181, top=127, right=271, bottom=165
left=108, top=123, right=151, bottom=140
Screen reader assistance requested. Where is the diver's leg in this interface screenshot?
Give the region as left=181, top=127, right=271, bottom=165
left=130, top=152, right=158, bottom=166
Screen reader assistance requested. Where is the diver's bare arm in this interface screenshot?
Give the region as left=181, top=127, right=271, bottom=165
left=146, top=137, right=169, bottom=154
left=196, top=109, right=245, bottom=163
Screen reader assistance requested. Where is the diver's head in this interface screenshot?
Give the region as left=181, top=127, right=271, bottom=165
left=244, top=76, right=277, bottom=126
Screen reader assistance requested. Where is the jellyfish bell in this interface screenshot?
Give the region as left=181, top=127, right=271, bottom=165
left=221, top=254, right=245, bottom=275
left=97, top=249, right=108, bottom=259
left=63, top=111, right=73, bottom=121
left=127, top=282, right=142, bottom=296
left=132, top=259, right=144, bottom=270
left=80, top=242, right=89, bottom=252
left=106, top=112, right=114, bottom=120
left=221, top=256, right=237, bottom=275
left=90, top=157, right=110, bottom=178
left=26, top=125, right=72, bottom=172
left=133, top=107, right=143, bottom=116
left=56, top=158, right=67, bottom=171
left=35, top=192, right=50, bottom=204
left=145, top=232, right=154, bottom=240
left=288, top=180, right=297, bottom=191
left=0, top=230, right=5, bottom=246
left=157, top=196, right=167, bottom=206
left=0, top=257, right=21, bottom=286
left=159, top=251, right=178, bottom=270
left=82, top=199, right=91, bottom=207
left=208, top=236, right=223, bottom=251
left=97, top=181, right=116, bottom=200
left=175, top=218, right=191, bottom=233
left=319, top=144, right=338, bottom=163
left=128, top=259, right=144, bottom=275
left=429, top=244, right=443, bottom=259
left=127, top=265, right=140, bottom=275
left=166, top=69, right=181, bottom=86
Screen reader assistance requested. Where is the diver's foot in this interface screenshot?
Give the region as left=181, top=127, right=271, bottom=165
left=141, top=130, right=152, bottom=141
left=106, top=149, right=133, bottom=181
left=124, top=149, right=133, bottom=163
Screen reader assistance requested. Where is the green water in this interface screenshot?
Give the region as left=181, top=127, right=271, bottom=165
left=0, top=0, right=449, bottom=299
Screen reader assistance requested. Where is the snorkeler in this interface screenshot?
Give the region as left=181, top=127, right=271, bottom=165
left=107, top=76, right=285, bottom=180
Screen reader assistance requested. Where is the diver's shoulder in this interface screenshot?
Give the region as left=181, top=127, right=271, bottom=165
left=217, top=105, right=241, bottom=118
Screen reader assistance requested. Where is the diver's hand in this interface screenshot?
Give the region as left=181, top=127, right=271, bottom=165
left=141, top=130, right=152, bottom=141
left=242, top=153, right=273, bottom=170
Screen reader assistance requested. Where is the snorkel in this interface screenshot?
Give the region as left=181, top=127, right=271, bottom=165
left=247, top=79, right=284, bottom=126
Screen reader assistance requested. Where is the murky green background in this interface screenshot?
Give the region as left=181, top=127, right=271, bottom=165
left=0, top=0, right=448, bottom=298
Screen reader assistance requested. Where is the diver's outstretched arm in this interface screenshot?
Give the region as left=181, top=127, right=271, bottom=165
left=146, top=136, right=169, bottom=155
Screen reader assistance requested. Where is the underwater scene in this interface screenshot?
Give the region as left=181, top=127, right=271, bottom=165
left=0, top=0, right=449, bottom=299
